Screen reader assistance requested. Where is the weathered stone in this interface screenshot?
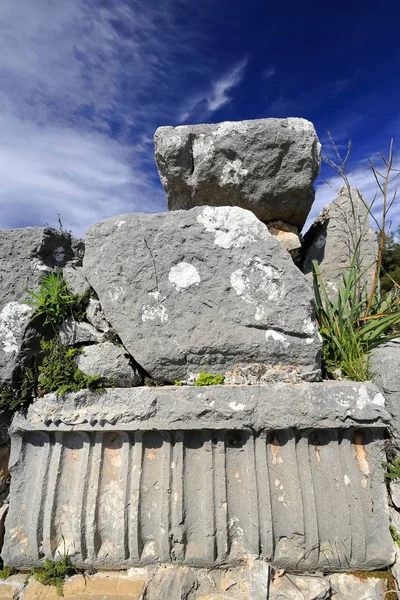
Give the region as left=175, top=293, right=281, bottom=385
left=59, top=319, right=104, bottom=345
left=328, top=573, right=387, bottom=600
left=269, top=573, right=330, bottom=600
left=0, top=503, right=8, bottom=553
left=0, top=574, right=26, bottom=600
left=3, top=383, right=393, bottom=571
left=0, top=227, right=83, bottom=384
left=267, top=221, right=301, bottom=255
left=390, top=481, right=400, bottom=509
left=85, top=298, right=110, bottom=332
left=301, top=187, right=377, bottom=298
left=389, top=508, right=400, bottom=590
left=371, top=340, right=400, bottom=447
left=12, top=382, right=389, bottom=432
left=62, top=265, right=89, bottom=297
left=76, top=342, right=141, bottom=387
left=22, top=571, right=146, bottom=600
left=0, top=444, right=10, bottom=494
left=154, top=118, right=321, bottom=229
left=84, top=207, right=322, bottom=382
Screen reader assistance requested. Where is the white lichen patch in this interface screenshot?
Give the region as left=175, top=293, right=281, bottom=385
left=220, top=159, right=248, bottom=186
left=344, top=474, right=351, bottom=486
left=108, top=286, right=125, bottom=304
left=197, top=206, right=267, bottom=249
left=30, top=258, right=50, bottom=272
left=231, top=257, right=285, bottom=320
left=302, top=318, right=317, bottom=336
left=141, top=304, right=168, bottom=323
left=168, top=262, right=200, bottom=291
left=214, top=121, right=249, bottom=136
left=356, top=385, right=371, bottom=410
left=0, top=302, right=33, bottom=354
left=114, top=219, right=127, bottom=228
left=53, top=246, right=65, bottom=263
left=192, top=135, right=214, bottom=160
left=229, top=402, right=245, bottom=411
left=265, top=329, right=290, bottom=348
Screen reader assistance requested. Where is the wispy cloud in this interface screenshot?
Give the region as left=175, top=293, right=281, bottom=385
left=207, top=59, right=248, bottom=112
left=262, top=66, right=276, bottom=80
left=0, top=0, right=227, bottom=236
left=180, top=58, right=248, bottom=122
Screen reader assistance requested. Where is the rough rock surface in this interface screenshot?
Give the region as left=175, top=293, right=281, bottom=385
left=269, top=573, right=330, bottom=600
left=76, top=342, right=141, bottom=387
left=62, top=265, right=89, bottom=296
left=328, top=574, right=387, bottom=600
left=4, top=384, right=392, bottom=572
left=85, top=298, right=110, bottom=332
left=84, top=207, right=321, bottom=382
left=301, top=187, right=377, bottom=298
left=0, top=227, right=84, bottom=384
left=59, top=318, right=104, bottom=345
left=154, top=118, right=321, bottom=229
left=1, top=562, right=269, bottom=600
left=266, top=221, right=301, bottom=255
left=371, top=339, right=400, bottom=447
left=14, top=382, right=389, bottom=432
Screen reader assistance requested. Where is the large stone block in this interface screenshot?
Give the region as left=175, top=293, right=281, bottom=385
left=154, top=118, right=321, bottom=229
left=301, top=187, right=377, bottom=299
left=0, top=227, right=84, bottom=385
left=83, top=207, right=321, bottom=382
left=3, top=383, right=393, bottom=572
left=371, top=340, right=400, bottom=448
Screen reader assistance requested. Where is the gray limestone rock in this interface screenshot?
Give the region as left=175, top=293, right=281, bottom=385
left=3, top=383, right=393, bottom=571
left=269, top=573, right=330, bottom=600
left=0, top=227, right=84, bottom=385
left=371, top=340, right=400, bottom=448
left=83, top=207, right=322, bottom=382
left=76, top=342, right=141, bottom=387
left=63, top=264, right=90, bottom=297
left=12, top=381, right=389, bottom=432
left=85, top=298, right=110, bottom=332
left=59, top=318, right=105, bottom=345
left=301, top=187, right=377, bottom=299
left=154, top=118, right=321, bottom=230
left=328, top=574, right=386, bottom=600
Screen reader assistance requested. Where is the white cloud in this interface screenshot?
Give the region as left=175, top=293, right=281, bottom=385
left=262, top=66, right=276, bottom=80
left=207, top=59, right=248, bottom=112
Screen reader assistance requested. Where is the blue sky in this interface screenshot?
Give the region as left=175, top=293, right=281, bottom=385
left=0, top=0, right=399, bottom=237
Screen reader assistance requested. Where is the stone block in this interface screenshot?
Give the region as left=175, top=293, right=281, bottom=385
left=76, top=343, right=141, bottom=387
left=154, top=118, right=321, bottom=229
left=2, top=384, right=393, bottom=572
left=83, top=206, right=322, bottom=382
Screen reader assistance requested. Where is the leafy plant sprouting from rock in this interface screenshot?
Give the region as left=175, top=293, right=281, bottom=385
left=383, top=456, right=400, bottom=480
left=26, top=270, right=88, bottom=331
left=32, top=541, right=77, bottom=597
left=194, top=372, right=225, bottom=386
left=38, top=339, right=104, bottom=396
left=313, top=138, right=400, bottom=381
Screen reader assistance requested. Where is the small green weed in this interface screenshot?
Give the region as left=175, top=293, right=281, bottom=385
left=38, top=339, right=104, bottom=396
left=313, top=257, right=400, bottom=381
left=390, top=525, right=400, bottom=548
left=194, top=372, right=225, bottom=386
left=144, top=376, right=165, bottom=387
left=0, top=364, right=39, bottom=412
left=32, top=549, right=77, bottom=597
left=383, top=457, right=400, bottom=480
left=0, top=566, right=16, bottom=580
left=26, top=270, right=87, bottom=331
left=174, top=380, right=183, bottom=386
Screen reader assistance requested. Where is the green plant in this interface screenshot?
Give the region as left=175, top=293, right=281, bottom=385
left=383, top=457, right=400, bottom=480
left=38, top=339, right=104, bottom=396
left=313, top=258, right=400, bottom=380
left=0, top=565, right=16, bottom=580
left=194, top=372, right=225, bottom=386
left=32, top=545, right=77, bottom=597
left=0, top=364, right=39, bottom=412
left=26, top=270, right=86, bottom=331
left=144, top=376, right=165, bottom=387
left=390, top=525, right=400, bottom=548
left=174, top=379, right=183, bottom=386
left=314, top=138, right=400, bottom=380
